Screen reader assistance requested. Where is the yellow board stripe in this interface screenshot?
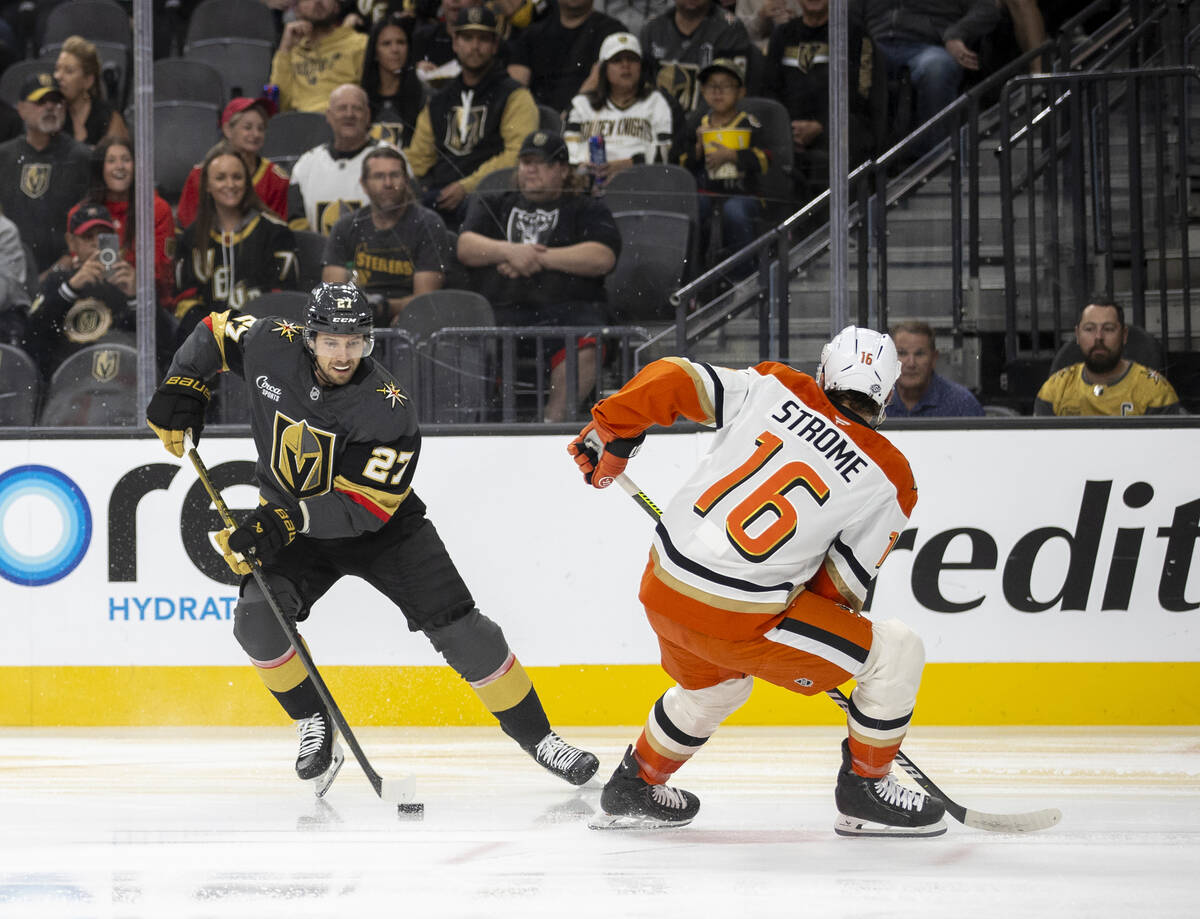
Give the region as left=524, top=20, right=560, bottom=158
left=0, top=662, right=1195, bottom=726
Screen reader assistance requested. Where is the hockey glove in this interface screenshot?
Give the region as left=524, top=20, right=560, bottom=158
left=567, top=420, right=645, bottom=489
left=226, top=503, right=298, bottom=563
left=146, top=375, right=211, bottom=458
left=214, top=528, right=252, bottom=576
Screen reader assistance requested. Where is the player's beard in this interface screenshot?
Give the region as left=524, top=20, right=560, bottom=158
left=1084, top=346, right=1121, bottom=375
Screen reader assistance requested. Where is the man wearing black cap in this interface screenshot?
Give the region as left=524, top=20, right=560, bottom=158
left=24, top=202, right=170, bottom=381
left=404, top=6, right=538, bottom=230
left=457, top=129, right=621, bottom=421
left=0, top=73, right=90, bottom=277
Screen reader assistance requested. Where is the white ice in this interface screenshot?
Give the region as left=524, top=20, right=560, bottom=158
left=0, top=725, right=1196, bottom=918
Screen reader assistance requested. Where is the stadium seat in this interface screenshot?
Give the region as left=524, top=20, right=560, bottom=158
left=152, top=101, right=221, bottom=202
left=0, top=343, right=40, bottom=426
left=39, top=342, right=139, bottom=426
left=603, top=164, right=701, bottom=280
left=473, top=166, right=517, bottom=196
left=152, top=57, right=226, bottom=109
left=293, top=230, right=328, bottom=289
left=391, top=290, right=496, bottom=423
left=185, top=0, right=279, bottom=48
left=537, top=104, right=562, bottom=134
left=606, top=211, right=691, bottom=323
left=738, top=96, right=795, bottom=222
left=183, top=38, right=274, bottom=101
left=260, top=111, right=333, bottom=174
left=40, top=0, right=130, bottom=51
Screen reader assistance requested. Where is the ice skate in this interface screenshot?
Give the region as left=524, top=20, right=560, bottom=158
left=589, top=745, right=699, bottom=829
left=834, top=739, right=946, bottom=837
left=295, top=711, right=344, bottom=798
left=525, top=731, right=599, bottom=786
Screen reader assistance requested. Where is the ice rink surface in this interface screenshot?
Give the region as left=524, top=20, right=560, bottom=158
left=0, top=724, right=1196, bottom=918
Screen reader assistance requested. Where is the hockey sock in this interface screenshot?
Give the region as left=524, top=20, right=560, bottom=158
left=248, top=643, right=323, bottom=720
left=470, top=654, right=551, bottom=749
left=847, top=734, right=904, bottom=779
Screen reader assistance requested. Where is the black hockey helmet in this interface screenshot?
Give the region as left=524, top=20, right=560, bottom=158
left=303, top=282, right=375, bottom=357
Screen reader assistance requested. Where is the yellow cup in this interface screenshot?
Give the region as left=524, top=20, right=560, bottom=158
left=699, top=127, right=750, bottom=180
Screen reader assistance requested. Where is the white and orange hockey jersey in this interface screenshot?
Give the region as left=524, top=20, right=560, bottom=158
left=592, top=357, right=917, bottom=640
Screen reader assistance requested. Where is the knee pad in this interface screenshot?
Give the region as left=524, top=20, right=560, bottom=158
left=423, top=607, right=509, bottom=683
left=232, top=573, right=301, bottom=661
left=657, top=677, right=753, bottom=743
left=849, top=618, right=925, bottom=738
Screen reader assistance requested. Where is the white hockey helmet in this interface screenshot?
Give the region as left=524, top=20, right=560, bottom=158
left=817, top=326, right=901, bottom=425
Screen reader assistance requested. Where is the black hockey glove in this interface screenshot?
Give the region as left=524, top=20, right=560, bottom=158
left=227, top=503, right=299, bottom=563
left=146, top=375, right=211, bottom=458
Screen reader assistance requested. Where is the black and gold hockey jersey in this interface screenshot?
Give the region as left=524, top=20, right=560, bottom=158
left=168, top=309, right=423, bottom=538
left=1034, top=361, right=1185, bottom=416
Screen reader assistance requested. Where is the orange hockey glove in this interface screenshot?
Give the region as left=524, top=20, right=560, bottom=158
left=567, top=420, right=645, bottom=489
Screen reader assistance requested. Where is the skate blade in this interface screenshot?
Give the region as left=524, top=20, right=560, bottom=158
left=588, top=811, right=693, bottom=830
left=311, top=742, right=345, bottom=798
left=834, top=814, right=947, bottom=838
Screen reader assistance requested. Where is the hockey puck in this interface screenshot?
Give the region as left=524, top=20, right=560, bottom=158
left=397, top=802, right=425, bottom=819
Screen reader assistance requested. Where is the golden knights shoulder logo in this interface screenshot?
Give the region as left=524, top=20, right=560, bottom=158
left=270, top=413, right=336, bottom=499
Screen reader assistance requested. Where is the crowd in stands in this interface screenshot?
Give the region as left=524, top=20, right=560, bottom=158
left=0, top=0, right=1183, bottom=424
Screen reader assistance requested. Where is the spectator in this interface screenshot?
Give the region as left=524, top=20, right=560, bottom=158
left=404, top=6, right=538, bottom=230
left=864, top=0, right=1000, bottom=152
left=269, top=0, right=369, bottom=113
left=736, top=0, right=801, bottom=49
left=684, top=59, right=768, bottom=269
left=886, top=320, right=984, bottom=417
left=362, top=10, right=425, bottom=147
left=762, top=0, right=878, bottom=204
left=322, top=146, right=451, bottom=323
left=457, top=130, right=620, bottom=422
left=0, top=212, right=30, bottom=345
left=178, top=97, right=290, bottom=228
left=640, top=0, right=753, bottom=113
left=563, top=32, right=683, bottom=189
left=289, top=84, right=384, bottom=234
left=173, top=142, right=299, bottom=343
left=1034, top=298, right=1185, bottom=416
left=0, top=74, right=91, bottom=277
left=411, top=0, right=470, bottom=88
left=506, top=0, right=626, bottom=117
left=53, top=35, right=130, bottom=147
left=77, top=137, right=177, bottom=308
left=24, top=204, right=173, bottom=381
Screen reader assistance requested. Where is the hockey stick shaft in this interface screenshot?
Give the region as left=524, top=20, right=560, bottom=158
left=607, top=471, right=1061, bottom=833
left=185, top=438, right=414, bottom=804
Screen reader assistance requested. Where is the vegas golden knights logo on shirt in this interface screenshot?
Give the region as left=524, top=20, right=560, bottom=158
left=442, top=104, right=487, bottom=156
left=20, top=163, right=51, bottom=199
left=270, top=414, right=336, bottom=499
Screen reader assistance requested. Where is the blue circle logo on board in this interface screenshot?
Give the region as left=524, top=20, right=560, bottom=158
left=0, top=465, right=92, bottom=586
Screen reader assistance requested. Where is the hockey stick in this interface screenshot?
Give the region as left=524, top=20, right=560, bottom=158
left=184, top=435, right=418, bottom=808
left=604, top=469, right=1062, bottom=834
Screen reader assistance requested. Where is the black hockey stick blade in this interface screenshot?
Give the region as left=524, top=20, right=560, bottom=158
left=184, top=435, right=418, bottom=807
left=609, top=472, right=1061, bottom=834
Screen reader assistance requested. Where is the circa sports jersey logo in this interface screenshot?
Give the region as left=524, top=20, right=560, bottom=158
left=270, top=414, right=335, bottom=499
left=256, top=375, right=282, bottom=402
left=507, top=207, right=558, bottom=244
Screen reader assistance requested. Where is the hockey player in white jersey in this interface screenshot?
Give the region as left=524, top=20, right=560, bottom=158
left=567, top=327, right=947, bottom=836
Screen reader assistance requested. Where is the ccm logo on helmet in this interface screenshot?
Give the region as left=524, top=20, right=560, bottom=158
left=331, top=316, right=360, bottom=323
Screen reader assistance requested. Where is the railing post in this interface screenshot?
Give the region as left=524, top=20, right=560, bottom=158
left=774, top=229, right=789, bottom=361
left=999, top=83, right=1019, bottom=363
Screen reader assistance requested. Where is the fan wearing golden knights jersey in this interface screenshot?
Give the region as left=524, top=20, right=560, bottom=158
left=567, top=327, right=947, bottom=836
left=146, top=283, right=598, bottom=795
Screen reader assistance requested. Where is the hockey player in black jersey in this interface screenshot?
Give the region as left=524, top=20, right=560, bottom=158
left=146, top=283, right=598, bottom=795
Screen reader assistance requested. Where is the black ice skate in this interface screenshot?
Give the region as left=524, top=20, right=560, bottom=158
left=834, top=739, right=946, bottom=837
left=295, top=711, right=344, bottom=798
left=589, top=745, right=700, bottom=829
left=524, top=731, right=600, bottom=786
